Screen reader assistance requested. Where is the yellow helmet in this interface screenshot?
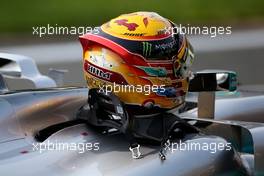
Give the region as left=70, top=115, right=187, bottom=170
left=80, top=12, right=194, bottom=114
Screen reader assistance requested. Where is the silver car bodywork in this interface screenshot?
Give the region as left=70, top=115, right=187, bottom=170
left=0, top=53, right=264, bottom=176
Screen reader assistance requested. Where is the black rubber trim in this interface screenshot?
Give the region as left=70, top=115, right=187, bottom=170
left=35, top=119, right=86, bottom=142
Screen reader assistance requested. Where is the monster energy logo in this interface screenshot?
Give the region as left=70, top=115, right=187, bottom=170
left=142, top=42, right=152, bottom=57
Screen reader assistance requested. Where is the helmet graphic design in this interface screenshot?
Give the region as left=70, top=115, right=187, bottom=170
left=80, top=12, right=194, bottom=113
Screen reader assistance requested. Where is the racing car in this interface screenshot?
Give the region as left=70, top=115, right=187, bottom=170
left=0, top=52, right=263, bottom=176
left=1, top=11, right=264, bottom=176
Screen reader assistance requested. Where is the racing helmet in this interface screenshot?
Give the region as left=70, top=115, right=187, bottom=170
left=80, top=12, right=194, bottom=113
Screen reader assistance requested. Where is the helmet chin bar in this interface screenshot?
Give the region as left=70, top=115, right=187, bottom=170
left=82, top=88, right=199, bottom=160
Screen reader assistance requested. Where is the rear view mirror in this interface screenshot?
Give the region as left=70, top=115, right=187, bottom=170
left=189, top=70, right=237, bottom=92
left=0, top=53, right=57, bottom=90
left=188, top=70, right=237, bottom=119
left=0, top=58, right=21, bottom=77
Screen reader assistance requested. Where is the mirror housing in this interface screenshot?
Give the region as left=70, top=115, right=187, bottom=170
left=189, top=70, right=237, bottom=92
left=188, top=70, right=237, bottom=119
left=0, top=53, right=57, bottom=89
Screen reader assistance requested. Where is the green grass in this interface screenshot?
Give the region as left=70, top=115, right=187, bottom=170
left=0, top=0, right=264, bottom=34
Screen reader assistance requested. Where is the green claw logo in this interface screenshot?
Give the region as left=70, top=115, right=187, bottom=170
left=142, top=42, right=152, bottom=57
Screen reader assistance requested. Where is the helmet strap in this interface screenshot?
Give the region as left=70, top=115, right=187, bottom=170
left=81, top=88, right=199, bottom=160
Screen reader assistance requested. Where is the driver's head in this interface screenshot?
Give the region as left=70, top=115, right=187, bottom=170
left=80, top=11, right=194, bottom=114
